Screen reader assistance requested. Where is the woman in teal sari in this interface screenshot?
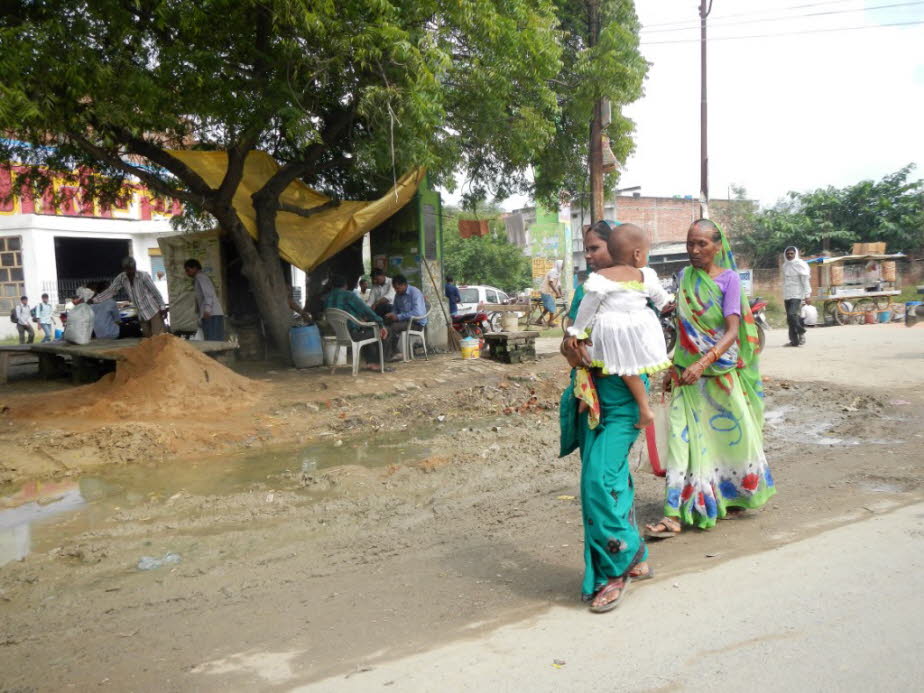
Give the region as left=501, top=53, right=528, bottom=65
left=560, top=220, right=653, bottom=612
left=645, top=219, right=776, bottom=537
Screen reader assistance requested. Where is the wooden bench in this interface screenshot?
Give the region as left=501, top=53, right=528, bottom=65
left=483, top=331, right=540, bottom=364
left=0, top=345, right=39, bottom=386
left=14, top=339, right=238, bottom=384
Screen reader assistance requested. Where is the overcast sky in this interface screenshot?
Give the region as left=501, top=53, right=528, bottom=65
left=444, top=0, right=924, bottom=210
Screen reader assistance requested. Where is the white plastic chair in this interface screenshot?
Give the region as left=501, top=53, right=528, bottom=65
left=401, top=306, right=431, bottom=362
left=325, top=308, right=384, bottom=376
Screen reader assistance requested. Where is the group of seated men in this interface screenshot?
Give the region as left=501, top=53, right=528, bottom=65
left=323, top=269, right=428, bottom=370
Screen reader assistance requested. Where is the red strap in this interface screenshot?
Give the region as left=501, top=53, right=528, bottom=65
left=646, top=422, right=666, bottom=477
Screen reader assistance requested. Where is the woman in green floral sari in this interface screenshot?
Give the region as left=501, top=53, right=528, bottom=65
left=646, top=220, right=776, bottom=537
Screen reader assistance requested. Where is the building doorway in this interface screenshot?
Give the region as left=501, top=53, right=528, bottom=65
left=51, top=237, right=131, bottom=302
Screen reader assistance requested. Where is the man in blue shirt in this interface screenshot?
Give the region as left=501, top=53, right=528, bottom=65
left=444, top=275, right=461, bottom=316
left=385, top=274, right=427, bottom=361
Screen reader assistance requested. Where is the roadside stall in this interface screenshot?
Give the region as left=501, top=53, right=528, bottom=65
left=808, top=245, right=907, bottom=325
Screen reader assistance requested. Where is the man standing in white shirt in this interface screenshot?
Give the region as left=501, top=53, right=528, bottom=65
left=782, top=246, right=812, bottom=347
left=14, top=296, right=34, bottom=344
left=36, top=293, right=54, bottom=342
left=184, top=259, right=225, bottom=341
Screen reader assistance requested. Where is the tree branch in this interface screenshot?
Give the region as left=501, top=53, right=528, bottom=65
left=253, top=104, right=357, bottom=204
left=278, top=199, right=340, bottom=218
left=108, top=126, right=217, bottom=200
left=69, top=134, right=204, bottom=208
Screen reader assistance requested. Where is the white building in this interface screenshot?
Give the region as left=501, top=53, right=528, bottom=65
left=0, top=167, right=178, bottom=339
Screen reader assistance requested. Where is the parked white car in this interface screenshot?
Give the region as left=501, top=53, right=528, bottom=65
left=456, top=284, right=513, bottom=315
left=456, top=284, right=518, bottom=332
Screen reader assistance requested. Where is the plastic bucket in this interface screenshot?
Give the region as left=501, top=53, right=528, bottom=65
left=54, top=329, right=63, bottom=339
left=289, top=325, right=324, bottom=368
left=322, top=336, right=347, bottom=366
left=864, top=311, right=876, bottom=324
left=460, top=337, right=480, bottom=360
left=877, top=310, right=891, bottom=323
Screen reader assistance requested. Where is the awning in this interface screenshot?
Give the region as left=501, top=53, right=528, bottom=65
left=168, top=150, right=425, bottom=271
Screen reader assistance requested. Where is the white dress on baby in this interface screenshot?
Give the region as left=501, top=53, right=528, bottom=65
left=566, top=267, right=671, bottom=376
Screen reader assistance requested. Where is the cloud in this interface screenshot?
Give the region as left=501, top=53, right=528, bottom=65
left=622, top=0, right=924, bottom=205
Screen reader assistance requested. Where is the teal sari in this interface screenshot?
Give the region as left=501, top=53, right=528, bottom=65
left=560, top=284, right=648, bottom=599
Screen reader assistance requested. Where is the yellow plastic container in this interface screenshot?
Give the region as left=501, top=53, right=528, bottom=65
left=460, top=338, right=480, bottom=360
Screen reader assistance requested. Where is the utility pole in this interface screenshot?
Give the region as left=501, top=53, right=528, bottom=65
left=699, top=0, right=712, bottom=219
left=588, top=0, right=604, bottom=223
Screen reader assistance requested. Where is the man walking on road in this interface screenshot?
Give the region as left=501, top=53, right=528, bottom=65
left=14, top=296, right=34, bottom=344
left=782, top=246, right=812, bottom=347
left=92, top=257, right=167, bottom=337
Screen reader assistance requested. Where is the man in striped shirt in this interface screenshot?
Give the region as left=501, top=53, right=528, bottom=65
left=92, top=257, right=167, bottom=337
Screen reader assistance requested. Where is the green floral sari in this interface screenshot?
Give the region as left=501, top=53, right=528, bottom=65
left=665, top=226, right=776, bottom=528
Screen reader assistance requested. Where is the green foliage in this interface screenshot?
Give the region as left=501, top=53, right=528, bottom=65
left=731, top=166, right=924, bottom=268
left=0, top=0, right=646, bottom=353
left=531, top=0, right=648, bottom=207
left=1, top=0, right=568, bottom=195
left=441, top=206, right=531, bottom=293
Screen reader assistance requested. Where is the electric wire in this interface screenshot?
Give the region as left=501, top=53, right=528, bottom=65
left=641, top=18, right=924, bottom=45
left=641, top=1, right=924, bottom=34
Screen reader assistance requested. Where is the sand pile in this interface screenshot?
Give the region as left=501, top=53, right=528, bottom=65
left=10, top=334, right=263, bottom=421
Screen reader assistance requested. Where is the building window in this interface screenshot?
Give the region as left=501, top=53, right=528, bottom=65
left=0, top=236, right=25, bottom=316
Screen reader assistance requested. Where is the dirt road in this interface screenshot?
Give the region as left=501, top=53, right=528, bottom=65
left=0, top=326, right=922, bottom=691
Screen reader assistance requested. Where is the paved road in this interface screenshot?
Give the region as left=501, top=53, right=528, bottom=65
left=300, top=502, right=924, bottom=692
left=760, top=324, right=923, bottom=390
left=540, top=324, right=924, bottom=391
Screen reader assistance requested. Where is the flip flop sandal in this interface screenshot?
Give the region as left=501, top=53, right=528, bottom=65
left=589, top=577, right=631, bottom=614
left=628, top=566, right=655, bottom=582
left=644, top=518, right=681, bottom=540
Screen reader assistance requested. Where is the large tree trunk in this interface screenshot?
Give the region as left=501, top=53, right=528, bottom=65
left=215, top=205, right=293, bottom=363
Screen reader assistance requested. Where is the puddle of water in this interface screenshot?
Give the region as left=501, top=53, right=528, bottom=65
left=765, top=407, right=864, bottom=446
left=0, top=423, right=462, bottom=568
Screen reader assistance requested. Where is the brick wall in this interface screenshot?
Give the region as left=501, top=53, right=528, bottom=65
left=611, top=196, right=702, bottom=245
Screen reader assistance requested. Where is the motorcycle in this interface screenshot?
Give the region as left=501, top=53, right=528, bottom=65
left=451, top=310, right=491, bottom=343
left=661, top=296, right=769, bottom=356
left=749, top=296, right=770, bottom=353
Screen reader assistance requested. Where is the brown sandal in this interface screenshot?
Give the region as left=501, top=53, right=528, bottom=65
left=645, top=517, right=681, bottom=539
left=589, top=577, right=630, bottom=613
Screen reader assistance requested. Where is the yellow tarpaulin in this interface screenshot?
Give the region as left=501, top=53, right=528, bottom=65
left=168, top=150, right=425, bottom=271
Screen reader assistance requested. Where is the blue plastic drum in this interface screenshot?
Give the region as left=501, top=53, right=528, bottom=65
left=289, top=325, right=324, bottom=368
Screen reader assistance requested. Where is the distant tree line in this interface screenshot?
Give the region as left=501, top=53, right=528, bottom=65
left=714, top=166, right=924, bottom=268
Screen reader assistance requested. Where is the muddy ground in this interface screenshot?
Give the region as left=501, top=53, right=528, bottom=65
left=1, top=329, right=923, bottom=691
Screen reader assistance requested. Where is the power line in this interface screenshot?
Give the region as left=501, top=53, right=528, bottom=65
left=641, top=1, right=924, bottom=34
left=641, top=18, right=924, bottom=45
left=640, top=0, right=857, bottom=30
